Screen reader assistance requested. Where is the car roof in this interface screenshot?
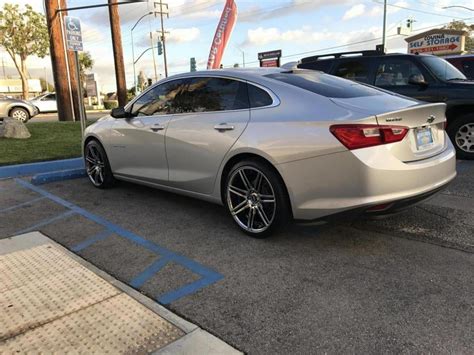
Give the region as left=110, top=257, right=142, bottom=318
left=167, top=67, right=286, bottom=81
left=444, top=54, right=474, bottom=59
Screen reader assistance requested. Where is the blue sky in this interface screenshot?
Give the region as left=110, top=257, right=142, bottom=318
left=2, top=0, right=474, bottom=92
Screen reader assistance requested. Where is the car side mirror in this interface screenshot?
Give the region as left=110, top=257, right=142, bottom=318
left=110, top=106, right=131, bottom=119
left=408, top=74, right=428, bottom=87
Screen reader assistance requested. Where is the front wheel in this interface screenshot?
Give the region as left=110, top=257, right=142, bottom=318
left=84, top=140, right=115, bottom=188
left=10, top=107, right=30, bottom=123
left=447, top=114, right=474, bottom=160
left=225, top=159, right=291, bottom=238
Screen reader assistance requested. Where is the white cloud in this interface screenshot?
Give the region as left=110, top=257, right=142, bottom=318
left=244, top=26, right=341, bottom=46
left=343, top=4, right=366, bottom=21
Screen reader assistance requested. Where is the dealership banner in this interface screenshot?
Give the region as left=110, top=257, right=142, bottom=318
left=207, top=0, right=237, bottom=69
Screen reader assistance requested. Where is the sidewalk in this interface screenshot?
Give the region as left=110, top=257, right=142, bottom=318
left=0, top=232, right=240, bottom=354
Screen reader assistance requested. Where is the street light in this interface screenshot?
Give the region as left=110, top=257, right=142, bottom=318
left=131, top=12, right=153, bottom=94
left=443, top=5, right=474, bottom=11
left=235, top=47, right=245, bottom=68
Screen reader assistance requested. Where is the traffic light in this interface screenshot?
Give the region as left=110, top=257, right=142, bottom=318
left=157, top=41, right=163, bottom=55
left=190, top=57, right=196, bottom=72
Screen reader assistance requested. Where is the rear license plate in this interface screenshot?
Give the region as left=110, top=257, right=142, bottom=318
left=415, top=127, right=434, bottom=150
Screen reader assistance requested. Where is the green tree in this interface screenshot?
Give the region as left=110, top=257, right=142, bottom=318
left=78, top=51, right=94, bottom=83
left=0, top=4, right=49, bottom=99
left=443, top=20, right=474, bottom=52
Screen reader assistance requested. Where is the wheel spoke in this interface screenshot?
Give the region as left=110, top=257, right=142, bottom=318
left=256, top=205, right=270, bottom=226
left=229, top=185, right=247, bottom=198
left=247, top=208, right=255, bottom=230
left=254, top=173, right=263, bottom=193
left=98, top=169, right=104, bottom=184
left=86, top=156, right=96, bottom=165
left=231, top=200, right=248, bottom=215
left=239, top=170, right=252, bottom=190
left=261, top=197, right=275, bottom=203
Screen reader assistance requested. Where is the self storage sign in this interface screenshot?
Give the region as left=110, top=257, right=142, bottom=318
left=408, top=33, right=462, bottom=55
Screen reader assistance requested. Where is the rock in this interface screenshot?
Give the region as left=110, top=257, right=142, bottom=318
left=1, top=118, right=31, bottom=139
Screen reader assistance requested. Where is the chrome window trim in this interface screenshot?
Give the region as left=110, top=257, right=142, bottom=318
left=125, top=74, right=280, bottom=117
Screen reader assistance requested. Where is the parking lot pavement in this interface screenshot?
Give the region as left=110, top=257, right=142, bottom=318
left=0, top=160, right=473, bottom=354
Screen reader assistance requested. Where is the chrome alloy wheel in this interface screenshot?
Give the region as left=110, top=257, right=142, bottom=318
left=226, top=166, right=276, bottom=233
left=11, top=109, right=28, bottom=122
left=455, top=123, right=474, bottom=153
left=85, top=145, right=105, bottom=187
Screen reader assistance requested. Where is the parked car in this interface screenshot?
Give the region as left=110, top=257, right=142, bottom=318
left=444, top=54, right=474, bottom=80
left=0, top=97, right=38, bottom=122
left=83, top=69, right=456, bottom=237
left=297, top=51, right=474, bottom=159
left=29, top=92, right=57, bottom=113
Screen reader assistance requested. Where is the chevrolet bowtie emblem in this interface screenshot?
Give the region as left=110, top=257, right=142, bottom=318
left=427, top=115, right=436, bottom=124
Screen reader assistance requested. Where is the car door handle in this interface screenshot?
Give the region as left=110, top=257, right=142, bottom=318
left=150, top=124, right=165, bottom=132
left=214, top=123, right=235, bottom=131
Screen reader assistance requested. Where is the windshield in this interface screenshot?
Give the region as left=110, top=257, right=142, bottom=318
left=421, top=56, right=466, bottom=81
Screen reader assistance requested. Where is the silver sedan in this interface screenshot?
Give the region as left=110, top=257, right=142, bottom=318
left=83, top=68, right=456, bottom=237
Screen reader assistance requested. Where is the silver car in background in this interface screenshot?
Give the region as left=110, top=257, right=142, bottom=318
left=0, top=97, right=38, bottom=122
left=83, top=68, right=456, bottom=237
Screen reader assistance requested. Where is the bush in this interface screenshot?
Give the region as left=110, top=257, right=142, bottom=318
left=103, top=100, right=118, bottom=110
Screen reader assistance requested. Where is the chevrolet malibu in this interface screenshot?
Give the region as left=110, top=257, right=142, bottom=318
left=83, top=68, right=456, bottom=237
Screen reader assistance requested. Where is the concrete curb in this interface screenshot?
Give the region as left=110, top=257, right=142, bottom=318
left=0, top=158, right=84, bottom=179
left=31, top=168, right=86, bottom=185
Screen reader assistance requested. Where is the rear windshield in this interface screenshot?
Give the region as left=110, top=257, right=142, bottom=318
left=265, top=71, right=382, bottom=98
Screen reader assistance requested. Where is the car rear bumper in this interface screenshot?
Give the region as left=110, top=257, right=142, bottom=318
left=277, top=138, right=456, bottom=220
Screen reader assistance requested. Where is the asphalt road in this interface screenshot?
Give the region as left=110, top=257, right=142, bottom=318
left=29, top=111, right=107, bottom=123
left=1, top=161, right=473, bottom=354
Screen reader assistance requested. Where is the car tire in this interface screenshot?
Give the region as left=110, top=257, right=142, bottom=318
left=225, top=159, right=291, bottom=238
left=447, top=114, right=474, bottom=160
left=84, top=140, right=115, bottom=189
left=9, top=107, right=30, bottom=123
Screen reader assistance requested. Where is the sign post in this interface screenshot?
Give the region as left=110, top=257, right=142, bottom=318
left=64, top=16, right=86, bottom=137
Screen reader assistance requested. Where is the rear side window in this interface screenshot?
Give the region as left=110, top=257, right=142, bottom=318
left=333, top=60, right=371, bottom=83
left=178, top=77, right=249, bottom=112
left=266, top=71, right=382, bottom=98
left=248, top=84, right=273, bottom=108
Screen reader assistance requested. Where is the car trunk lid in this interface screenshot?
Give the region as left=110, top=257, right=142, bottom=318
left=375, top=103, right=447, bottom=162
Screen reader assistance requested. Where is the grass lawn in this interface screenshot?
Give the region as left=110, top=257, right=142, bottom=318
left=0, top=121, right=85, bottom=166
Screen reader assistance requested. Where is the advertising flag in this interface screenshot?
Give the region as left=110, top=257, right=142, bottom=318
left=207, top=0, right=237, bottom=69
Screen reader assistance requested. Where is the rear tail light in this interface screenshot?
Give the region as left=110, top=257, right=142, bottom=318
left=330, top=124, right=409, bottom=150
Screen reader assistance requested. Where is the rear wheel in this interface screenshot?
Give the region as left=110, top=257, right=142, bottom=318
left=10, top=107, right=30, bottom=123
left=84, top=140, right=115, bottom=188
left=448, top=114, right=474, bottom=160
left=225, top=159, right=291, bottom=238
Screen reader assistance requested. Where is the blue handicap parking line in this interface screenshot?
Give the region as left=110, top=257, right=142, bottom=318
left=15, top=210, right=76, bottom=235
left=130, top=258, right=170, bottom=288
left=14, top=178, right=224, bottom=304
left=71, top=230, right=113, bottom=252
left=0, top=158, right=84, bottom=179
left=0, top=196, right=46, bottom=214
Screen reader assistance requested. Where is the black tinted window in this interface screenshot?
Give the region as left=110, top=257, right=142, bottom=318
left=248, top=84, right=272, bottom=107
left=333, top=60, right=371, bottom=83
left=298, top=60, right=333, bottom=73
left=176, top=77, right=249, bottom=113
left=132, top=79, right=187, bottom=116
left=375, top=59, right=424, bottom=86
left=462, top=60, right=474, bottom=79
left=266, top=71, right=381, bottom=98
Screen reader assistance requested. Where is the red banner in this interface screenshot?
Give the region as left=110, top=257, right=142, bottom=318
left=207, top=0, right=237, bottom=69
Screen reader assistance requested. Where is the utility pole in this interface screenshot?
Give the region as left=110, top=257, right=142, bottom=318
left=382, top=0, right=387, bottom=52
left=108, top=0, right=127, bottom=106
left=45, top=0, right=75, bottom=121
left=2, top=57, right=6, bottom=79
left=155, top=1, right=169, bottom=77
